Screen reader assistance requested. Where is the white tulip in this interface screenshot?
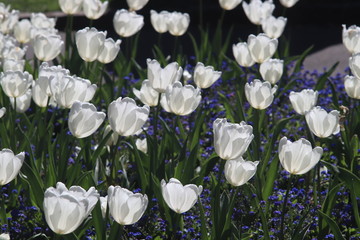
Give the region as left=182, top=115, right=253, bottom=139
left=59, top=0, right=84, bottom=15
left=13, top=19, right=32, bottom=43
left=0, top=107, right=5, bottom=118
left=232, top=42, right=255, bottom=67
left=245, top=79, right=277, bottom=109
left=224, top=156, right=259, bottom=186
left=261, top=16, right=287, bottom=39
left=279, top=0, right=300, bottom=8
left=278, top=137, right=323, bottom=175
left=83, top=0, right=108, bottom=20
left=0, top=149, right=25, bottom=185
left=161, top=178, right=203, bottom=214
left=150, top=10, right=170, bottom=33
left=133, top=79, right=159, bottom=106
left=343, top=25, right=360, bottom=54
left=31, top=13, right=56, bottom=29
left=242, top=0, right=274, bottom=25
left=344, top=75, right=360, bottom=99
left=127, top=0, right=149, bottom=11
left=194, top=62, right=222, bottom=89
left=259, top=58, right=284, bottom=84
left=76, top=27, right=107, bottom=62
left=349, top=53, right=360, bottom=79
left=167, top=11, right=190, bottom=36
left=39, top=62, right=70, bottom=96
left=113, top=9, right=144, bottom=38
left=0, top=10, right=19, bottom=34
left=0, top=233, right=10, bottom=240
left=289, top=89, right=318, bottom=115
left=103, top=125, right=119, bottom=146
left=33, top=33, right=63, bottom=62
left=305, top=106, right=340, bottom=138
left=32, top=79, right=49, bottom=107
left=219, top=0, right=243, bottom=10
left=10, top=89, right=32, bottom=113
left=247, top=33, right=278, bottom=63
left=2, top=59, right=25, bottom=72
left=100, top=196, right=107, bottom=218
left=136, top=138, right=148, bottom=153
left=0, top=71, right=32, bottom=98
left=97, top=38, right=121, bottom=64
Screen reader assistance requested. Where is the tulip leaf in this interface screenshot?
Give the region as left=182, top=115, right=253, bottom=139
left=92, top=202, right=106, bottom=240
left=320, top=182, right=342, bottom=230
left=218, top=92, right=236, bottom=122
left=314, top=62, right=339, bottom=91
left=318, top=210, right=346, bottom=240
left=19, top=162, right=44, bottom=209
left=292, top=45, right=314, bottom=73
left=262, top=155, right=279, bottom=201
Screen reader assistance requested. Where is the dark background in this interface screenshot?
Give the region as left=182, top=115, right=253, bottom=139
left=59, top=0, right=360, bottom=62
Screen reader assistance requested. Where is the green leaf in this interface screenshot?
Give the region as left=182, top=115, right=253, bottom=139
left=318, top=210, right=345, bottom=240
left=292, top=45, right=314, bottom=73
left=314, top=62, right=339, bottom=91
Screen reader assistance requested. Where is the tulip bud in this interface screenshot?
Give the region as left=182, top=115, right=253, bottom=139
left=31, top=13, right=56, bottom=29
left=259, top=58, right=284, bottom=84
left=83, top=0, right=108, bottom=20
left=10, top=88, right=32, bottom=113
left=100, top=196, right=107, bottom=218
left=59, top=0, right=84, bottom=15
left=136, top=138, right=148, bottom=153
left=289, top=89, right=318, bottom=115
left=13, top=19, right=32, bottom=43
left=213, top=118, right=254, bottom=160
left=76, top=27, right=106, bottom=62
left=219, top=0, right=243, bottom=11
left=32, top=79, right=49, bottom=107
left=97, top=38, right=121, bottom=64
left=147, top=59, right=183, bottom=93
left=343, top=25, right=360, bottom=54
left=162, top=82, right=201, bottom=116
left=43, top=182, right=99, bottom=234
left=247, top=33, right=278, bottom=63
left=242, top=0, right=274, bottom=25
left=161, top=178, right=203, bottom=214
left=279, top=137, right=323, bottom=175
left=108, top=97, right=150, bottom=136
left=279, top=0, right=300, bottom=8
left=113, top=9, right=144, bottom=37
left=0, top=107, right=6, bottom=118
left=224, top=157, right=259, bottom=186
left=261, top=16, right=287, bottom=39
left=127, top=0, right=149, bottom=11
left=232, top=42, right=255, bottom=67
left=349, top=53, right=360, bottom=79
left=245, top=79, right=277, bottom=109
left=0, top=149, right=25, bottom=185
left=150, top=10, right=170, bottom=33
left=0, top=71, right=32, bottom=98
left=33, top=33, right=64, bottom=62
left=2, top=59, right=25, bottom=72
left=344, top=75, right=360, bottom=99
left=107, top=186, right=148, bottom=225
left=68, top=101, right=106, bottom=138
left=305, top=106, right=340, bottom=138
left=39, top=62, right=70, bottom=96
left=167, top=11, right=190, bottom=36
left=133, top=79, right=159, bottom=106
left=194, top=62, right=222, bottom=89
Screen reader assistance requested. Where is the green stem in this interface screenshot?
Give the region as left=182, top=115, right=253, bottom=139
left=65, top=15, right=74, bottom=68
left=279, top=174, right=292, bottom=240
left=172, top=36, right=179, bottom=62
left=0, top=188, right=8, bottom=227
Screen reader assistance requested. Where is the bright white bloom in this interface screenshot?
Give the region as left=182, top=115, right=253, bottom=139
left=219, top=0, right=243, bottom=10
left=344, top=75, right=360, bottom=99
left=213, top=118, right=254, bottom=160
left=2, top=59, right=25, bottom=72
left=289, top=89, right=318, bottom=115
left=2, top=45, right=27, bottom=60
left=108, top=97, right=150, bottom=136
left=97, top=38, right=121, bottom=64
left=133, top=79, right=159, bottom=106
left=343, top=25, right=360, bottom=54
left=224, top=157, right=259, bottom=186
left=0, top=71, right=32, bottom=98
left=305, top=106, right=340, bottom=138
left=242, top=0, right=275, bottom=25
left=232, top=42, right=255, bottom=67
left=349, top=53, right=360, bottom=79
left=261, top=16, right=287, bottom=39
left=127, top=0, right=149, bottom=11
left=259, top=58, right=284, bottom=84
left=0, top=10, right=19, bottom=34
left=32, top=79, right=49, bottom=107
left=59, top=0, right=84, bottom=14
left=194, top=62, right=222, bottom=89
left=13, top=19, right=32, bottom=43
left=279, top=0, right=300, bottom=8
left=147, top=59, right=183, bottom=93
left=247, top=33, right=278, bottom=63
left=107, top=185, right=148, bottom=225
left=33, top=33, right=63, bottom=62
left=10, top=89, right=32, bottom=113
left=76, top=27, right=106, bottom=62
left=43, top=182, right=99, bottom=234
left=68, top=101, right=106, bottom=138
left=161, top=178, right=203, bottom=214
left=162, top=82, right=201, bottom=116
left=0, top=107, right=5, bottom=118
left=150, top=10, right=170, bottom=33
left=278, top=137, right=323, bottom=175
left=39, top=62, right=70, bottom=96
left=167, top=11, right=190, bottom=36
left=100, top=196, right=107, bottom=218
left=0, top=149, right=25, bottom=185
left=245, top=79, right=277, bottom=109
left=0, top=233, right=10, bottom=240
left=31, top=13, right=56, bottom=29
left=113, top=9, right=144, bottom=37
left=83, top=0, right=108, bottom=20
left=136, top=138, right=148, bottom=153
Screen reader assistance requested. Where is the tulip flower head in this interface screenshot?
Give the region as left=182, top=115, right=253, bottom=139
left=0, top=107, right=6, bottom=118
left=33, top=33, right=64, bottom=62
left=279, top=0, right=300, bottom=8
left=278, top=137, right=323, bottom=175
left=219, top=0, right=243, bottom=11
left=232, top=42, right=255, bottom=67
left=108, top=97, right=150, bottom=136
left=59, top=0, right=83, bottom=15
left=10, top=88, right=32, bottom=113
left=2, top=58, right=25, bottom=72
left=0, top=70, right=33, bottom=98
left=167, top=11, right=190, bottom=36
left=344, top=75, right=360, bottom=99
left=0, top=233, right=10, bottom=240
left=127, top=0, right=149, bottom=11
left=224, top=157, right=259, bottom=186
left=247, top=33, right=278, bottom=63
left=245, top=79, right=277, bottom=109
left=76, top=27, right=107, bottom=62
left=147, top=59, right=183, bottom=93
left=242, top=0, right=275, bottom=25
left=343, top=25, right=360, bottom=54
left=161, top=178, right=203, bottom=214
left=39, top=62, right=70, bottom=96
left=132, top=79, right=159, bottom=106
left=213, top=118, right=254, bottom=160
left=305, top=106, right=340, bottom=138
left=100, top=196, right=107, bottom=218
left=32, top=79, right=49, bottom=107
left=349, top=53, right=360, bottom=79
left=289, top=89, right=318, bottom=115
left=162, top=82, right=201, bottom=116
left=31, top=12, right=56, bottom=29
left=13, top=19, right=32, bottom=43
left=259, top=58, right=284, bottom=84
left=0, top=149, right=25, bottom=185
left=113, top=9, right=144, bottom=37
left=193, top=62, right=222, bottom=89
left=107, top=185, right=148, bottom=225
left=150, top=10, right=170, bottom=33
left=43, top=182, right=99, bottom=234
left=136, top=138, right=148, bottom=153
left=68, top=101, right=106, bottom=138
left=83, top=0, right=108, bottom=20
left=97, top=38, right=121, bottom=64
left=261, top=16, right=287, bottom=39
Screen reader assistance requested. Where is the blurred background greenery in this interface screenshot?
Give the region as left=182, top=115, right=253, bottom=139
left=1, top=0, right=60, bottom=12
